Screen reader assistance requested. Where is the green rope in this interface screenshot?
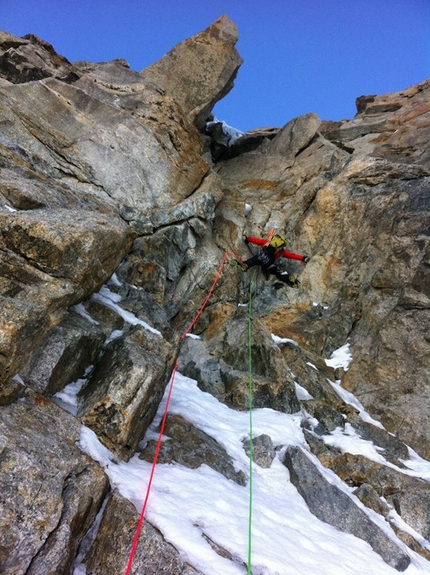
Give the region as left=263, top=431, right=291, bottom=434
left=247, top=271, right=255, bottom=575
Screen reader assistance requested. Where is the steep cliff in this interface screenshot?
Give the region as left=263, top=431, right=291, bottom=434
left=0, top=15, right=429, bottom=575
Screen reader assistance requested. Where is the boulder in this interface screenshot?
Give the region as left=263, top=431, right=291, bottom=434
left=242, top=433, right=276, bottom=468
left=21, top=310, right=106, bottom=395
left=326, top=452, right=430, bottom=542
left=267, top=112, right=321, bottom=158
left=0, top=208, right=131, bottom=385
left=283, top=446, right=411, bottom=571
left=139, top=414, right=246, bottom=485
left=78, top=326, right=175, bottom=461
left=0, top=209, right=130, bottom=289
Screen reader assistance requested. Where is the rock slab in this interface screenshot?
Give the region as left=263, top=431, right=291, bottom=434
left=283, top=446, right=411, bottom=571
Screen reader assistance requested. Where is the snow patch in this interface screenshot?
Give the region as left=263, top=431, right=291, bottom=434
left=295, top=382, right=314, bottom=400
left=325, top=343, right=353, bottom=370
left=206, top=117, right=244, bottom=146
left=53, top=376, right=89, bottom=416
left=4, top=204, right=17, bottom=212
left=322, top=423, right=387, bottom=463
left=272, top=334, right=299, bottom=346
left=77, top=371, right=430, bottom=575
left=108, top=272, right=122, bottom=287
left=328, top=378, right=385, bottom=429
left=12, top=374, right=25, bottom=385
left=185, top=333, right=201, bottom=340
left=91, top=285, right=161, bottom=336
left=306, top=361, right=318, bottom=370
left=71, top=303, right=99, bottom=325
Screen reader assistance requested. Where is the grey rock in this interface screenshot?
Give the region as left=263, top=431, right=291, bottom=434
left=84, top=490, right=203, bottom=575
left=140, top=414, right=246, bottom=485
left=179, top=305, right=300, bottom=413
left=0, top=31, right=80, bottom=84
left=0, top=208, right=131, bottom=386
left=0, top=376, right=25, bottom=406
left=283, top=446, right=411, bottom=571
left=302, top=398, right=347, bottom=434
left=112, top=282, right=172, bottom=336
left=177, top=336, right=225, bottom=398
left=267, top=112, right=321, bottom=158
left=327, top=452, right=430, bottom=542
left=279, top=341, right=344, bottom=405
left=0, top=389, right=108, bottom=574
left=354, top=483, right=392, bottom=517
left=141, top=15, right=243, bottom=128
left=81, top=298, right=125, bottom=337
left=242, top=433, right=276, bottom=468
left=21, top=310, right=106, bottom=395
left=78, top=326, right=175, bottom=461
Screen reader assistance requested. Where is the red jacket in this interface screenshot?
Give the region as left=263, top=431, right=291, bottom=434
left=246, top=237, right=306, bottom=261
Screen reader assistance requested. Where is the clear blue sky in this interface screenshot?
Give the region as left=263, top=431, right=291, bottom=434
left=2, top=0, right=429, bottom=132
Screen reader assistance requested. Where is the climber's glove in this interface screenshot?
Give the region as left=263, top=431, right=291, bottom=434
left=302, top=255, right=310, bottom=263
left=243, top=234, right=249, bottom=243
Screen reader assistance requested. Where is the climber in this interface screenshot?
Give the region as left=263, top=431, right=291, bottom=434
left=236, top=231, right=310, bottom=289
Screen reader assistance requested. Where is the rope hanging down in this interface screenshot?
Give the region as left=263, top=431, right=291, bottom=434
left=125, top=251, right=231, bottom=574
left=247, top=270, right=255, bottom=575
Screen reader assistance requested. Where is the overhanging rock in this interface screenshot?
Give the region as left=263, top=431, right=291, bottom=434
left=141, top=14, right=243, bottom=128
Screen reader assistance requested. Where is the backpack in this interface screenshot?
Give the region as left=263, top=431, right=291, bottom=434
left=269, top=234, right=286, bottom=250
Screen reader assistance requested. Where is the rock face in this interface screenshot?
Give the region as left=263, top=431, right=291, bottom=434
left=0, top=389, right=109, bottom=574
left=84, top=490, right=203, bottom=575
left=0, top=15, right=429, bottom=575
left=215, top=88, right=430, bottom=458
left=178, top=305, right=301, bottom=413
left=0, top=30, right=80, bottom=83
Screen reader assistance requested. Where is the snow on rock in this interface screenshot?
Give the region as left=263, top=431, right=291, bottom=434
left=78, top=372, right=430, bottom=575
left=325, top=343, right=353, bottom=371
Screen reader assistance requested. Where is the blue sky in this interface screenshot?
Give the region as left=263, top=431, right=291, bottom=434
left=2, top=0, right=429, bottom=132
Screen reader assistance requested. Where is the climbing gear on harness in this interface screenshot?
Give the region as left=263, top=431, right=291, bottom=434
left=285, top=274, right=300, bottom=288
left=273, top=273, right=300, bottom=289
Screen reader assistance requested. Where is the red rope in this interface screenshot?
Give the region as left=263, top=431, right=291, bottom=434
left=125, top=250, right=232, bottom=573
left=181, top=250, right=228, bottom=339
left=125, top=357, right=178, bottom=575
